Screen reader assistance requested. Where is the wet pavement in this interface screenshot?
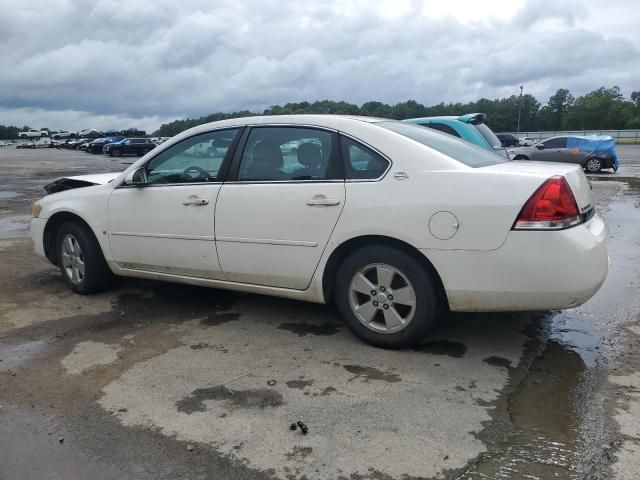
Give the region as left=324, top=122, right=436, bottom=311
left=0, top=146, right=639, bottom=479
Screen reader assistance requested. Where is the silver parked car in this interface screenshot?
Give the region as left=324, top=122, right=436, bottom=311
left=509, top=135, right=619, bottom=173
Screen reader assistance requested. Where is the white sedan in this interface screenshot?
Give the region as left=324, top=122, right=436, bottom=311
left=31, top=115, right=608, bottom=348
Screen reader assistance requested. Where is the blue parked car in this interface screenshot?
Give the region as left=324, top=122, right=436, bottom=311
left=404, top=113, right=508, bottom=157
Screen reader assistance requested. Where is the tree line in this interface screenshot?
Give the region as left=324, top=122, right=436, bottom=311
left=152, top=86, right=640, bottom=137
left=1, top=86, right=639, bottom=139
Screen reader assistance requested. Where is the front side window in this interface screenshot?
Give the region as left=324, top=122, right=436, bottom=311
left=145, top=128, right=240, bottom=184
left=543, top=137, right=567, bottom=148
left=237, top=127, right=338, bottom=181
left=341, top=136, right=390, bottom=180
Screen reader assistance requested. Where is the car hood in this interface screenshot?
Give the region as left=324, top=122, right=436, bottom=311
left=44, top=172, right=121, bottom=194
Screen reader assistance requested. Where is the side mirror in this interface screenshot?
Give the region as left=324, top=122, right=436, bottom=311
left=535, top=143, right=545, bottom=150
left=125, top=167, right=148, bottom=186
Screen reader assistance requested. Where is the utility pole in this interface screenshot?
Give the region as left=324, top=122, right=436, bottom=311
left=517, top=85, right=524, bottom=134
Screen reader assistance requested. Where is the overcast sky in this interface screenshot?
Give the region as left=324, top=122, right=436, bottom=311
left=1, top=0, right=638, bottom=132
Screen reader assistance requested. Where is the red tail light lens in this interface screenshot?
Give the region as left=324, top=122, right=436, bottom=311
left=513, top=176, right=581, bottom=230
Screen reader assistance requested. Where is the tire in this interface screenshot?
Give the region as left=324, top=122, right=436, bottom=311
left=513, top=155, right=529, bottom=161
left=585, top=158, right=602, bottom=173
left=111, top=149, right=121, bottom=157
left=21, top=134, right=27, bottom=139
left=56, top=221, right=114, bottom=294
left=334, top=245, right=440, bottom=349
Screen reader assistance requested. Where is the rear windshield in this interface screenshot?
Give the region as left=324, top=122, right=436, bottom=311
left=377, top=121, right=509, bottom=167
left=473, top=123, right=502, bottom=149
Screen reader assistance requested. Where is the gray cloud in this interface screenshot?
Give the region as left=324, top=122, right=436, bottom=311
left=0, top=0, right=638, bottom=131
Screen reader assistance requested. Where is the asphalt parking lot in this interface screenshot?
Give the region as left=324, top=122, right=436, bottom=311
left=1, top=146, right=640, bottom=479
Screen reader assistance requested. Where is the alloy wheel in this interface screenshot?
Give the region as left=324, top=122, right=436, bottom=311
left=348, top=263, right=417, bottom=334
left=586, top=158, right=601, bottom=173
left=61, top=234, right=85, bottom=285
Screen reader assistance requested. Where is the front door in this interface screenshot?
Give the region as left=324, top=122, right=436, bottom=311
left=532, top=136, right=569, bottom=162
left=215, top=126, right=345, bottom=290
left=107, top=128, right=241, bottom=279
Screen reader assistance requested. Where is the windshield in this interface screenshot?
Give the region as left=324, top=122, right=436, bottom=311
left=377, top=121, right=509, bottom=167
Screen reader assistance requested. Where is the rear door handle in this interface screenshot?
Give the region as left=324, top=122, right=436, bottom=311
left=306, top=197, right=341, bottom=207
left=182, top=197, right=209, bottom=206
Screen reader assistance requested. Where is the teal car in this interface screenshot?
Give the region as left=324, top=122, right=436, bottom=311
left=404, top=113, right=508, bottom=157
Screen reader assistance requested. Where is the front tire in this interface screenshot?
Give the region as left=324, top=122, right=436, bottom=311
left=334, top=245, right=440, bottom=349
left=56, top=222, right=114, bottom=294
left=513, top=155, right=529, bottom=161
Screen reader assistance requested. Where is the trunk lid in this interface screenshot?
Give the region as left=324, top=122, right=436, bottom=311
left=483, top=160, right=594, bottom=213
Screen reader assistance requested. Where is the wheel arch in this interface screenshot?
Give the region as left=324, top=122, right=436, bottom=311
left=43, top=211, right=99, bottom=265
left=321, top=235, right=448, bottom=308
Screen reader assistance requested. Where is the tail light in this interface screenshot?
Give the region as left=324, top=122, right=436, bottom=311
left=513, top=176, right=581, bottom=230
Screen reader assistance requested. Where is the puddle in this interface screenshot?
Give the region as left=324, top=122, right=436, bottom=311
left=463, top=340, right=587, bottom=479
left=175, top=385, right=283, bottom=414
left=277, top=321, right=341, bottom=336
left=0, top=340, right=48, bottom=372
left=0, top=214, right=31, bottom=237
left=0, top=191, right=21, bottom=200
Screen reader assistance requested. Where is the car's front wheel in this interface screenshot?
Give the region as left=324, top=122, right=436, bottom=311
left=57, top=221, right=114, bottom=294
left=334, top=245, right=440, bottom=349
left=585, top=158, right=602, bottom=173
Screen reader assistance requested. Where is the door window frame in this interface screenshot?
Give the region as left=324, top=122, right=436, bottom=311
left=116, top=126, right=245, bottom=188
left=339, top=133, right=392, bottom=182
left=225, top=125, right=345, bottom=183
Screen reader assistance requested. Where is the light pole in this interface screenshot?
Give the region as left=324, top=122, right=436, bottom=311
left=517, top=85, right=524, bottom=134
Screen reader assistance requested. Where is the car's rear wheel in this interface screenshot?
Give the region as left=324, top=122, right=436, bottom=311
left=334, top=245, right=440, bottom=349
left=56, top=221, right=114, bottom=294
left=111, top=149, right=121, bottom=157
left=585, top=158, right=602, bottom=173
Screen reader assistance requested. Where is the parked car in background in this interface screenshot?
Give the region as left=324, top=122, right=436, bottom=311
left=19, top=129, right=48, bottom=139
left=496, top=133, right=519, bottom=147
left=0, top=140, right=10, bottom=147
left=86, top=136, right=125, bottom=154
left=52, top=131, right=72, bottom=140
left=518, top=137, right=537, bottom=147
left=120, top=128, right=146, bottom=137
left=66, top=138, right=90, bottom=150
left=31, top=115, right=607, bottom=348
left=105, top=138, right=155, bottom=157
left=16, top=142, right=36, bottom=149
left=509, top=135, right=619, bottom=173
left=404, top=113, right=508, bottom=157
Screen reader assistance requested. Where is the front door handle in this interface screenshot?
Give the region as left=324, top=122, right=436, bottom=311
left=305, top=197, right=341, bottom=207
left=182, top=197, right=209, bottom=206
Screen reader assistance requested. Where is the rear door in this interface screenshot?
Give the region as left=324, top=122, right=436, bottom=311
left=215, top=126, right=345, bottom=290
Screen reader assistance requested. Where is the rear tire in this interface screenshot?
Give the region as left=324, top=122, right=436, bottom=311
left=111, top=149, right=121, bottom=157
left=334, top=245, right=440, bottom=349
left=585, top=158, right=602, bottom=173
left=56, top=221, right=114, bottom=294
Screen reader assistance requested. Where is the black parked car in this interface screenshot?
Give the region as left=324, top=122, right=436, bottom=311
left=105, top=138, right=155, bottom=157
left=86, top=136, right=125, bottom=154
left=496, top=133, right=519, bottom=147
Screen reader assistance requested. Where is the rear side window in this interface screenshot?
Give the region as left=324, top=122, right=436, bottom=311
left=377, top=121, right=508, bottom=168
left=421, top=123, right=461, bottom=138
left=237, top=127, right=339, bottom=181
left=543, top=137, right=567, bottom=148
left=341, top=136, right=389, bottom=180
